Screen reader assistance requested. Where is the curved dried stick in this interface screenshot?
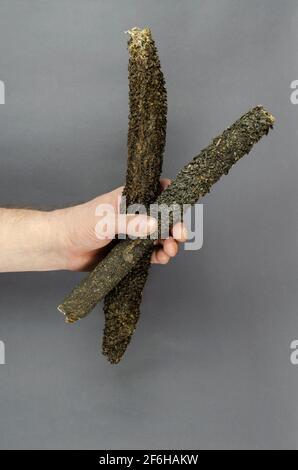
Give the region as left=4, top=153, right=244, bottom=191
left=102, top=28, right=167, bottom=364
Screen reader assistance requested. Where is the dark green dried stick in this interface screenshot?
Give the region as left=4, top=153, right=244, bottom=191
left=102, top=28, right=167, bottom=364
left=123, top=27, right=167, bottom=208
left=58, top=105, right=275, bottom=323
left=102, top=250, right=152, bottom=364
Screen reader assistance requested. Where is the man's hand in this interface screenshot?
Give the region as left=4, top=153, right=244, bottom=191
left=0, top=179, right=187, bottom=272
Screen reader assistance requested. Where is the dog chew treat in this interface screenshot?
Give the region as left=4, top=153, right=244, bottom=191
left=124, top=27, right=167, bottom=208
left=102, top=28, right=167, bottom=364
left=58, top=106, right=275, bottom=323
left=103, top=249, right=152, bottom=364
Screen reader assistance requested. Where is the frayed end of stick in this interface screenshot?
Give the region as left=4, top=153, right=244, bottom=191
left=57, top=304, right=77, bottom=324
left=126, top=27, right=153, bottom=53
left=256, top=104, right=275, bottom=125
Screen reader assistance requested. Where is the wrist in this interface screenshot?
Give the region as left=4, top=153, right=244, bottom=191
left=44, top=208, right=74, bottom=271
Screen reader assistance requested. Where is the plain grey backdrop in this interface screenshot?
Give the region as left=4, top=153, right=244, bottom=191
left=0, top=0, right=297, bottom=450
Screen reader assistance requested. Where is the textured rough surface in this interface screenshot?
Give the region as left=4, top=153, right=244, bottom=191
left=124, top=27, right=167, bottom=208
left=103, top=248, right=152, bottom=364
left=58, top=238, right=151, bottom=323
left=102, top=28, right=167, bottom=364
left=157, top=106, right=274, bottom=209
left=58, top=106, right=275, bottom=323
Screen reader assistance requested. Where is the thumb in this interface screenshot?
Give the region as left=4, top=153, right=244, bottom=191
left=116, top=213, right=157, bottom=238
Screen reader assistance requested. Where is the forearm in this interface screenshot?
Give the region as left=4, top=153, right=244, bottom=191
left=0, top=208, right=69, bottom=272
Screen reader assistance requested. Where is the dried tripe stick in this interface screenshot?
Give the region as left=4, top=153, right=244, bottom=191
left=102, top=28, right=167, bottom=364
left=58, top=106, right=275, bottom=324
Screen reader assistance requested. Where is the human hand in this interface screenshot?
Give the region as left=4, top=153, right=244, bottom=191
left=53, top=179, right=187, bottom=271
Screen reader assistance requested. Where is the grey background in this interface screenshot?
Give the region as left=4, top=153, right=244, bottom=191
left=0, top=0, right=297, bottom=450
